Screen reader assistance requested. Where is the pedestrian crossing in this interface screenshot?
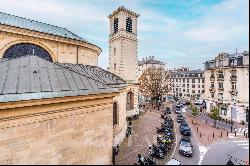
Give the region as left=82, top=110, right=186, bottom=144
left=233, top=140, right=249, bottom=150
left=234, top=128, right=248, bottom=135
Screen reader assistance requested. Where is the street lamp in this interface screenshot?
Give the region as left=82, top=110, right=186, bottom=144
left=231, top=102, right=237, bottom=133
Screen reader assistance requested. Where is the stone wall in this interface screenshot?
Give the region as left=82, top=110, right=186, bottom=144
left=0, top=96, right=113, bottom=165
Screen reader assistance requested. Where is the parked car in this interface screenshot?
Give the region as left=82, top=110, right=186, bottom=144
left=165, top=158, right=181, bottom=165
left=175, top=108, right=182, bottom=114
left=194, top=100, right=203, bottom=105
left=179, top=136, right=193, bottom=157
left=177, top=114, right=183, bottom=118
left=180, top=123, right=191, bottom=136
left=165, top=107, right=172, bottom=114
left=177, top=116, right=185, bottom=123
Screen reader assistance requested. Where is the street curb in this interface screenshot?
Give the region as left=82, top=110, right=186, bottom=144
left=170, top=113, right=178, bottom=160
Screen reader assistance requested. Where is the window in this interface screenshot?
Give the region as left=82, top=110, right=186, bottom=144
left=183, top=79, right=185, bottom=83
left=113, top=102, right=118, bottom=126
left=192, top=79, right=195, bottom=83
left=218, top=93, right=223, bottom=100
left=126, top=91, right=134, bottom=111
left=187, top=89, right=189, bottom=93
left=211, top=93, right=214, bottom=98
left=211, top=82, right=215, bottom=88
left=114, top=18, right=119, bottom=33
left=202, top=90, right=204, bottom=93
left=187, top=79, right=189, bottom=83
left=231, top=95, right=237, bottom=102
left=202, top=79, right=204, bottom=83
left=202, top=85, right=204, bottom=88
left=231, top=82, right=236, bottom=90
left=192, top=84, right=195, bottom=88
left=198, top=90, right=200, bottom=93
left=126, top=17, right=132, bottom=33
left=114, top=63, right=116, bottom=71
left=183, top=89, right=185, bottom=92
left=187, top=84, right=189, bottom=88
left=218, top=82, right=223, bottom=89
left=198, top=85, right=200, bottom=88
left=198, top=79, right=200, bottom=83
left=192, top=90, right=195, bottom=94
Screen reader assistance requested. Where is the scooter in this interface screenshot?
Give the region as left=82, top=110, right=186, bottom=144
left=137, top=154, right=156, bottom=165
left=149, top=145, right=164, bottom=159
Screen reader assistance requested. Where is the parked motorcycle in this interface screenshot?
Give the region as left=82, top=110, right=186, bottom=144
left=137, top=154, right=156, bottom=165
left=149, top=145, right=164, bottom=159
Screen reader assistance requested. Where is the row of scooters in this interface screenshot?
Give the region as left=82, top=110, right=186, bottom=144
left=136, top=112, right=175, bottom=165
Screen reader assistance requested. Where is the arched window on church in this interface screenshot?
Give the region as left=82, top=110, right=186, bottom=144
left=114, top=18, right=119, bottom=33
left=126, top=17, right=132, bottom=33
left=126, top=91, right=134, bottom=111
left=113, top=102, right=118, bottom=126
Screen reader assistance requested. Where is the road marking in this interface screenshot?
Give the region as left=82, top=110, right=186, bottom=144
left=198, top=146, right=208, bottom=165
left=238, top=143, right=249, bottom=146
left=233, top=140, right=249, bottom=143
left=243, top=147, right=249, bottom=149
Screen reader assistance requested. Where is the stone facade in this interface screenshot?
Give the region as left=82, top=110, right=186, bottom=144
left=170, top=69, right=205, bottom=100
left=204, top=51, right=249, bottom=123
left=108, top=6, right=139, bottom=83
left=0, top=24, right=101, bottom=66
left=0, top=94, right=116, bottom=165
left=138, top=56, right=165, bottom=79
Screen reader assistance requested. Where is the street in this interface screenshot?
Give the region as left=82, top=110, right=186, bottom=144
left=202, top=139, right=249, bottom=165
left=171, top=103, right=201, bottom=165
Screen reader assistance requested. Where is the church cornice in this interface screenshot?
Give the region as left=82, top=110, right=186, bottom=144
left=0, top=24, right=102, bottom=55
left=108, top=6, right=140, bottom=19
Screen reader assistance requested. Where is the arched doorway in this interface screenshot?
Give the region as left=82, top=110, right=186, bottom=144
left=3, top=43, right=53, bottom=62
left=126, top=91, right=134, bottom=111
left=113, top=102, right=118, bottom=126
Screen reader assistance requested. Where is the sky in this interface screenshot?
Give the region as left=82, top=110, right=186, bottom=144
left=0, top=0, right=249, bottom=70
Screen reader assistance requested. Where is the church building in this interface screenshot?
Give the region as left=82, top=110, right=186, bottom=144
left=0, top=6, right=140, bottom=165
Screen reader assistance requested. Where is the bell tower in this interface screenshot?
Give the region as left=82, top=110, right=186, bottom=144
left=108, top=6, right=139, bottom=83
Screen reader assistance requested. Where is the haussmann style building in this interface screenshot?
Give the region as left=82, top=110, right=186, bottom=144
left=204, top=51, right=249, bottom=124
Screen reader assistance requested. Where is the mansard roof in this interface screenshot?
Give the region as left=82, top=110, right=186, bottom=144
left=0, top=12, right=99, bottom=48
left=0, top=55, right=127, bottom=103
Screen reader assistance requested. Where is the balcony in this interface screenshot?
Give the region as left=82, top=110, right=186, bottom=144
left=218, top=88, right=224, bottom=92
left=210, top=75, right=215, bottom=81
left=230, top=89, right=238, bottom=95
left=230, top=75, right=237, bottom=82
left=209, top=87, right=215, bottom=93
left=217, top=75, right=224, bottom=81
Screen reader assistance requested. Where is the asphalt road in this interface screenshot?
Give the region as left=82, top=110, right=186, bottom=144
left=171, top=104, right=201, bottom=165
left=201, top=139, right=249, bottom=165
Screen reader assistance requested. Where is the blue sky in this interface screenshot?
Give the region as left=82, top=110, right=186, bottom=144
left=0, top=0, right=249, bottom=70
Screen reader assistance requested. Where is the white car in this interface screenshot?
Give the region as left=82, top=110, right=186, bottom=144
left=166, top=158, right=181, bottom=165
left=194, top=100, right=203, bottom=105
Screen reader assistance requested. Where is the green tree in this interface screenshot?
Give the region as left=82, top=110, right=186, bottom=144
left=191, top=106, right=198, bottom=116
left=210, top=107, right=220, bottom=127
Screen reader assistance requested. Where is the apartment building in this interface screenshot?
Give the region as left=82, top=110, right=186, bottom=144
left=204, top=51, right=249, bottom=123
left=170, top=69, right=205, bottom=100
left=138, top=56, right=165, bottom=78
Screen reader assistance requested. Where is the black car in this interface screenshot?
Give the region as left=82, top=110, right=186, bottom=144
left=180, top=123, right=191, bottom=136
left=165, top=107, right=171, bottom=114
left=177, top=114, right=183, bottom=118
left=177, top=116, right=185, bottom=123
left=179, top=136, right=193, bottom=157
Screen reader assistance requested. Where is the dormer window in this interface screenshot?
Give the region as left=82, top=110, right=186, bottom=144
left=126, top=17, right=132, bottom=33
left=114, top=18, right=118, bottom=33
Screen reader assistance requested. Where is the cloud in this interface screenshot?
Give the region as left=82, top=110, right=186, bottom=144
left=0, top=0, right=248, bottom=70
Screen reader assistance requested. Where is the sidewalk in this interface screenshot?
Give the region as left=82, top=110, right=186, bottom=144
left=185, top=113, right=247, bottom=146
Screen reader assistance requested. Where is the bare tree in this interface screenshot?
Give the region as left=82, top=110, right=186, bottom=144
left=139, top=67, right=172, bottom=104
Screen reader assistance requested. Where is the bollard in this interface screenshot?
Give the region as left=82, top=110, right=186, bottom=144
left=235, top=131, right=237, bottom=137
left=197, top=127, right=199, bottom=132
left=200, top=133, right=202, bottom=137
left=227, top=131, right=228, bottom=137
left=206, top=119, right=207, bottom=123
left=221, top=132, right=223, bottom=138
left=246, top=133, right=248, bottom=138
left=192, top=120, right=193, bottom=124
left=244, top=130, right=246, bottom=136
left=213, top=133, right=214, bottom=138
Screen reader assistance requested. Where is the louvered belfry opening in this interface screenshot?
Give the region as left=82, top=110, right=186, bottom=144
left=3, top=43, right=53, bottom=62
